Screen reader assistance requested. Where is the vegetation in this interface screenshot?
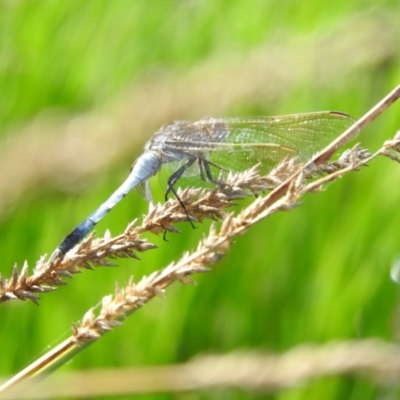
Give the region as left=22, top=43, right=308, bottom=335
left=0, top=1, right=399, bottom=398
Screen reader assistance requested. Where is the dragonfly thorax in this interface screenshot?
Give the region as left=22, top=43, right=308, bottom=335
left=144, top=117, right=229, bottom=163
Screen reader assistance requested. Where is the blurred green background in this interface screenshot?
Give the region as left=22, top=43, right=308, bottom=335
left=1, top=0, right=400, bottom=399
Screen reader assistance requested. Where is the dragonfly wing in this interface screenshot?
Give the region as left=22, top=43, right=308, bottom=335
left=156, top=111, right=355, bottom=193
left=206, top=142, right=298, bottom=176
left=157, top=143, right=297, bottom=192
left=219, top=111, right=355, bottom=159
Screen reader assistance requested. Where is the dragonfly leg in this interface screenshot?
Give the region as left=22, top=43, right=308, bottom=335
left=201, top=159, right=220, bottom=184
left=165, top=158, right=196, bottom=228
left=199, top=159, right=230, bottom=189
left=198, top=158, right=207, bottom=181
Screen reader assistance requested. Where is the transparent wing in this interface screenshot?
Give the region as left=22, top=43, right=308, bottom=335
left=158, top=111, right=355, bottom=191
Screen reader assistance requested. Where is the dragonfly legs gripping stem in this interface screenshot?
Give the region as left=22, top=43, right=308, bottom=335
left=164, top=156, right=230, bottom=236
left=165, top=158, right=197, bottom=229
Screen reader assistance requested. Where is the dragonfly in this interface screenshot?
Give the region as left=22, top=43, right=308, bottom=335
left=52, top=111, right=354, bottom=258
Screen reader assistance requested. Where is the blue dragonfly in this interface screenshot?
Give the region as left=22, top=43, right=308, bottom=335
left=52, top=111, right=353, bottom=258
